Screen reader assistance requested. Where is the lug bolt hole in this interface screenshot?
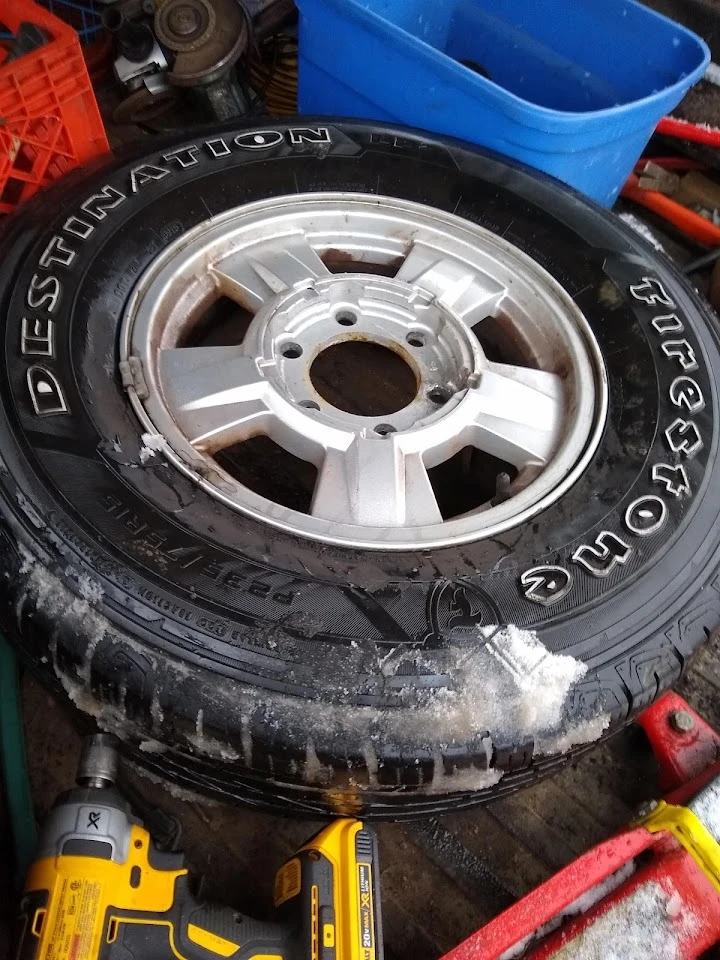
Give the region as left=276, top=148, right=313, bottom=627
left=406, top=331, right=426, bottom=348
left=428, top=386, right=452, bottom=405
left=299, top=400, right=320, bottom=410
left=374, top=423, right=396, bottom=436
left=336, top=310, right=357, bottom=326
left=282, top=343, right=303, bottom=359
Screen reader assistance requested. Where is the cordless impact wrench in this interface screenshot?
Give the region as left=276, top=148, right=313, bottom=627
left=16, top=734, right=383, bottom=960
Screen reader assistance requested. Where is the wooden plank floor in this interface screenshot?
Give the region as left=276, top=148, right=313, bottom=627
left=2, top=629, right=718, bottom=959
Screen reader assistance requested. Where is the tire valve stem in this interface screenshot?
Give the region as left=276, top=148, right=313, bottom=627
left=492, top=472, right=512, bottom=505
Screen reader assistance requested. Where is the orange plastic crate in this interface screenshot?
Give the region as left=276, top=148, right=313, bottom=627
left=0, top=0, right=109, bottom=214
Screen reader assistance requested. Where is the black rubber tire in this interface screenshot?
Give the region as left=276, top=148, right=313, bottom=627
left=1, top=119, right=720, bottom=819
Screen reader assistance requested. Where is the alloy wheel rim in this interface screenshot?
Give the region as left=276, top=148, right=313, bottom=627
left=120, top=193, right=608, bottom=550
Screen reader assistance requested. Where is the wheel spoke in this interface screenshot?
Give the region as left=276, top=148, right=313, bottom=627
left=464, top=362, right=564, bottom=467
left=311, top=437, right=442, bottom=527
left=211, top=234, right=331, bottom=311
left=158, top=346, right=271, bottom=451
left=395, top=241, right=506, bottom=319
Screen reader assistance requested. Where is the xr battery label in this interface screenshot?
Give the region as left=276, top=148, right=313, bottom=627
left=357, top=863, right=375, bottom=960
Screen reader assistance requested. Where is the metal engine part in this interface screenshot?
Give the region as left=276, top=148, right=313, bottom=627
left=104, top=6, right=169, bottom=90
left=155, top=0, right=249, bottom=120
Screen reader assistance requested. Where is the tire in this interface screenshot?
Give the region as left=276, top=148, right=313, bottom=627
left=1, top=119, right=719, bottom=819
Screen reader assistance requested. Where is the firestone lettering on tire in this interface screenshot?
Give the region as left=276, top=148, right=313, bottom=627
left=521, top=275, right=706, bottom=605
left=571, top=531, right=633, bottom=578
left=651, top=313, right=683, bottom=334
left=629, top=277, right=674, bottom=307
left=519, top=566, right=573, bottom=605
left=665, top=418, right=703, bottom=458
left=624, top=496, right=667, bottom=537
left=651, top=463, right=691, bottom=498
left=669, top=376, right=704, bottom=414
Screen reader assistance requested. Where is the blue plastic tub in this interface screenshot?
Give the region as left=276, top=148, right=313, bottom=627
left=296, top=0, right=709, bottom=206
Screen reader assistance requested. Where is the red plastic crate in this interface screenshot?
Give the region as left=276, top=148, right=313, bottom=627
left=0, top=0, right=108, bottom=214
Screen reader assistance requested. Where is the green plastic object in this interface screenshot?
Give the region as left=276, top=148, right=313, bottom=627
left=0, top=632, right=37, bottom=887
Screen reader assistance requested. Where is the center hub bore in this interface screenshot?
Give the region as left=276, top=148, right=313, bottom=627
left=310, top=341, right=418, bottom=417
left=241, top=274, right=479, bottom=436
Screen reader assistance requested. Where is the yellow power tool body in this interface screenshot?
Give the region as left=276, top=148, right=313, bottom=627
left=16, top=736, right=382, bottom=960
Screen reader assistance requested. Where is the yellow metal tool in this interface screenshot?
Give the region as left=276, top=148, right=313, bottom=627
left=16, top=735, right=382, bottom=960
left=635, top=796, right=720, bottom=895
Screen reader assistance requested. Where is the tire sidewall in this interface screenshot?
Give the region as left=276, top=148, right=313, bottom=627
left=1, top=120, right=719, bottom=803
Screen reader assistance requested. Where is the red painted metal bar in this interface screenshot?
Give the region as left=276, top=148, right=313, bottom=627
left=527, top=840, right=720, bottom=960
left=440, top=830, right=656, bottom=960
left=637, top=690, right=720, bottom=795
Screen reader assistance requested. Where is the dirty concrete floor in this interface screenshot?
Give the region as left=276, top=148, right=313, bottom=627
left=2, top=632, right=720, bottom=959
